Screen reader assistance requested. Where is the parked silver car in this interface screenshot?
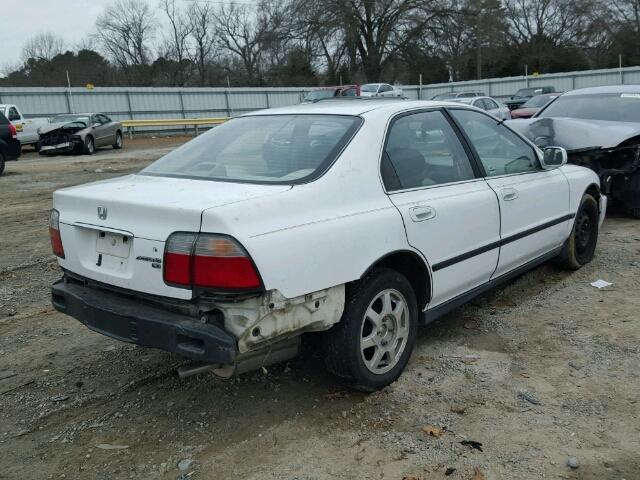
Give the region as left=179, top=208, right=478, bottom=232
left=448, top=96, right=511, bottom=121
left=38, top=113, right=123, bottom=155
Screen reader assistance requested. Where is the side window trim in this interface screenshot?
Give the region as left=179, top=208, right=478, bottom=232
left=379, top=107, right=485, bottom=193
left=444, top=107, right=542, bottom=178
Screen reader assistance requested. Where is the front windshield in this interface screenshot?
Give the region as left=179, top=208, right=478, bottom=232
left=513, top=88, right=541, bottom=98
left=522, top=95, right=555, bottom=108
left=52, top=115, right=90, bottom=125
left=303, top=90, right=335, bottom=101
left=537, top=93, right=640, bottom=122
left=141, top=114, right=362, bottom=184
left=361, top=84, right=379, bottom=92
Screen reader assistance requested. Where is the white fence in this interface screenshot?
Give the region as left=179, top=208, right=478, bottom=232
left=1, top=66, right=638, bottom=123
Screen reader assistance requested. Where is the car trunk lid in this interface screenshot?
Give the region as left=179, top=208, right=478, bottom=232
left=54, top=174, right=291, bottom=298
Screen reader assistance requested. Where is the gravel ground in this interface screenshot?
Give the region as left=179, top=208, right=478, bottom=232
left=0, top=138, right=639, bottom=480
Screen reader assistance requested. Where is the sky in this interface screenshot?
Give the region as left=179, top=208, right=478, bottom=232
left=2, top=0, right=141, bottom=68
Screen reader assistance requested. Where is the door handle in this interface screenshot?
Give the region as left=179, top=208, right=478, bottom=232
left=409, top=206, right=436, bottom=222
left=501, top=188, right=519, bottom=201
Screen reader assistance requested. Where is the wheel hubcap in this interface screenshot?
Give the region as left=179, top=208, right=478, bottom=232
left=360, top=289, right=409, bottom=375
left=117, top=135, right=122, bottom=147
left=575, top=210, right=591, bottom=253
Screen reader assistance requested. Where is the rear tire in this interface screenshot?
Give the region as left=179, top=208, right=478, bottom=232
left=556, top=193, right=599, bottom=270
left=83, top=136, right=95, bottom=155
left=322, top=268, right=418, bottom=391
left=112, top=131, right=123, bottom=150
left=0, top=152, right=5, bottom=176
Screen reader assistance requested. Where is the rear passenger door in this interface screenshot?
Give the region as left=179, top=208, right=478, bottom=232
left=382, top=109, right=501, bottom=307
left=448, top=109, right=571, bottom=278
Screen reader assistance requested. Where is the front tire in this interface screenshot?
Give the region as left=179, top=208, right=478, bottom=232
left=556, top=193, right=599, bottom=269
left=112, top=131, right=123, bottom=150
left=83, top=136, right=95, bottom=155
left=323, top=268, right=418, bottom=391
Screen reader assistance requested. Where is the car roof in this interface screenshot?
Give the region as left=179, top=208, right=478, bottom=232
left=563, top=85, right=640, bottom=96
left=245, top=99, right=465, bottom=116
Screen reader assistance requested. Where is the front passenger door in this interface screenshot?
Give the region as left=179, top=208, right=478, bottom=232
left=449, top=109, right=571, bottom=278
left=382, top=109, right=501, bottom=307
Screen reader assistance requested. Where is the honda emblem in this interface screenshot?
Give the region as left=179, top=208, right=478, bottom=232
left=97, top=206, right=108, bottom=220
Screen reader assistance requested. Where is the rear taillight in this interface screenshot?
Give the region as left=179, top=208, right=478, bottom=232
left=164, top=233, right=262, bottom=291
left=8, top=123, right=17, bottom=139
left=49, top=209, right=65, bottom=258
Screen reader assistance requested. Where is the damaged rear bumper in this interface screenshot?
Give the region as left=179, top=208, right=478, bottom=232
left=51, top=278, right=237, bottom=364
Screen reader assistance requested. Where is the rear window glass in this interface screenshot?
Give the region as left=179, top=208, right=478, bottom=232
left=141, top=115, right=362, bottom=184
left=537, top=93, right=640, bottom=122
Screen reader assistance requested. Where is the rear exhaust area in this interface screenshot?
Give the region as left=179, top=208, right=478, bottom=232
left=176, top=337, right=300, bottom=379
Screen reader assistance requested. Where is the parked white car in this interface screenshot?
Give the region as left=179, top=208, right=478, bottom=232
left=0, top=104, right=49, bottom=146
left=360, top=83, right=403, bottom=97
left=50, top=100, right=605, bottom=391
left=449, top=96, right=511, bottom=120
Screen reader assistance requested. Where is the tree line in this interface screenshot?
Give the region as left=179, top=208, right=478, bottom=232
left=2, top=0, right=639, bottom=88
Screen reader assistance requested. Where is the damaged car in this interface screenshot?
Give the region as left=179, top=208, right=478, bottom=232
left=50, top=99, right=604, bottom=391
left=507, top=86, right=640, bottom=218
left=38, top=113, right=123, bottom=155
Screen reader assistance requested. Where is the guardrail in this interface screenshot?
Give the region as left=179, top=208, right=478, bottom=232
left=121, top=117, right=229, bottom=138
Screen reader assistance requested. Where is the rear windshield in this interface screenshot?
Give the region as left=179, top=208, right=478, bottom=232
left=141, top=114, right=362, bottom=184
left=537, top=93, right=640, bottom=122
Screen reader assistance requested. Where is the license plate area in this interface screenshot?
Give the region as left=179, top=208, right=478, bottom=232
left=96, top=231, right=132, bottom=259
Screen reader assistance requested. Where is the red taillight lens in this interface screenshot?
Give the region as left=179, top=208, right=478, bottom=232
left=8, top=123, right=17, bottom=139
left=163, top=233, right=261, bottom=290
left=49, top=209, right=65, bottom=258
left=163, top=232, right=196, bottom=286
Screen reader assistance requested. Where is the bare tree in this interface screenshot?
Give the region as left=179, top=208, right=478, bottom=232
left=503, top=0, right=593, bottom=46
left=188, top=1, right=217, bottom=86
left=22, top=32, right=64, bottom=62
left=159, top=0, right=193, bottom=85
left=95, top=0, right=157, bottom=68
left=214, top=0, right=292, bottom=85
left=327, top=0, right=445, bottom=82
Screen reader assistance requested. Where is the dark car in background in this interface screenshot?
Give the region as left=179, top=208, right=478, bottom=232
left=506, top=86, right=556, bottom=110
left=507, top=85, right=640, bottom=218
left=510, top=93, right=562, bottom=119
left=302, top=85, right=360, bottom=102
left=0, top=112, right=22, bottom=176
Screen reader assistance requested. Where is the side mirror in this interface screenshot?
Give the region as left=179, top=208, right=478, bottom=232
left=541, top=146, right=568, bottom=169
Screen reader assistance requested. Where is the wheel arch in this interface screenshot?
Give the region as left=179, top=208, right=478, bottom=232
left=361, top=250, right=432, bottom=310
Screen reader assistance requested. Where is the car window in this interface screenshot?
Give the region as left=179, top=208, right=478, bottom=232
left=100, top=114, right=112, bottom=123
left=8, top=107, right=20, bottom=121
left=484, top=99, right=498, bottom=110
left=361, top=85, right=378, bottom=93
left=341, top=88, right=357, bottom=97
left=142, top=114, right=362, bottom=185
left=450, top=109, right=540, bottom=177
left=380, top=84, right=393, bottom=92
left=382, top=110, right=476, bottom=191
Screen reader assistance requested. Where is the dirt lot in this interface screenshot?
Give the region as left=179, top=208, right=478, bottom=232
left=1, top=138, right=639, bottom=480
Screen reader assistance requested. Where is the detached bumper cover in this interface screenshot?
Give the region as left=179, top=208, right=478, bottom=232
left=51, top=279, right=237, bottom=364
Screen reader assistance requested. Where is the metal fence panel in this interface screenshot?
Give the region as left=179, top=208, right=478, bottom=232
left=1, top=66, right=638, bottom=128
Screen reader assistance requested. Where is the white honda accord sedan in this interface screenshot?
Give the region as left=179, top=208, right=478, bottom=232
left=50, top=99, right=606, bottom=391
